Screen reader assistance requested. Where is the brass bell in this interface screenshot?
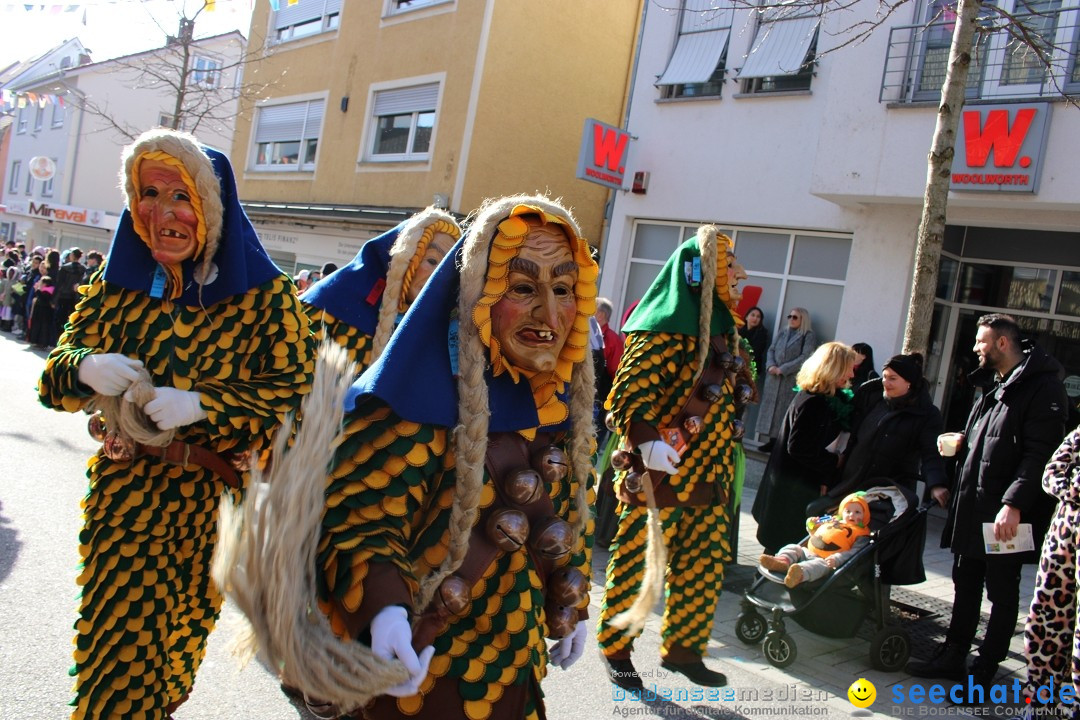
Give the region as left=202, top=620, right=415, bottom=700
left=436, top=575, right=471, bottom=616
left=733, top=383, right=754, bottom=407
left=486, top=508, right=530, bottom=552
left=714, top=351, right=735, bottom=372
left=531, top=446, right=569, bottom=484
left=683, top=416, right=704, bottom=436
left=102, top=431, right=134, bottom=462
left=229, top=450, right=254, bottom=472
left=545, top=603, right=578, bottom=639
left=548, top=566, right=588, bottom=607
left=87, top=412, right=107, bottom=442
left=610, top=449, right=632, bottom=471
left=604, top=412, right=617, bottom=433
left=529, top=517, right=574, bottom=560
left=504, top=469, right=543, bottom=506
left=702, top=383, right=724, bottom=404
left=731, top=419, right=746, bottom=440
left=622, top=471, right=643, bottom=494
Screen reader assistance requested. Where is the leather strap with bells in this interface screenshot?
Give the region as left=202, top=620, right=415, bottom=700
left=614, top=335, right=752, bottom=508
left=411, top=432, right=588, bottom=650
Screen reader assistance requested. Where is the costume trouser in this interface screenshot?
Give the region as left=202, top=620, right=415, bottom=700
left=71, top=461, right=224, bottom=720
left=598, top=502, right=729, bottom=660
left=946, top=553, right=1023, bottom=665
left=362, top=674, right=544, bottom=720
left=773, top=544, right=831, bottom=583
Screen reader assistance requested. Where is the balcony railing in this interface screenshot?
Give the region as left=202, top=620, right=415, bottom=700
left=880, top=10, right=1080, bottom=104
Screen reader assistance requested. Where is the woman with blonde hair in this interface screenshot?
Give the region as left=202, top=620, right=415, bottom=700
left=755, top=306, right=817, bottom=451
left=752, top=341, right=857, bottom=553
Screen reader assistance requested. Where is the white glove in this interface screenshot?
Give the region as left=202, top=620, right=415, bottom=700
left=371, top=605, right=435, bottom=697
left=77, top=353, right=144, bottom=396
left=638, top=439, right=680, bottom=475
left=135, top=386, right=208, bottom=430
left=549, top=619, right=588, bottom=670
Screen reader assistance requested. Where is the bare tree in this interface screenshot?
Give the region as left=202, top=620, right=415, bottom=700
left=70, top=0, right=277, bottom=143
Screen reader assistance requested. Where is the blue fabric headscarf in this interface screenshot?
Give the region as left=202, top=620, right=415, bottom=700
left=300, top=224, right=400, bottom=334
left=103, top=143, right=281, bottom=307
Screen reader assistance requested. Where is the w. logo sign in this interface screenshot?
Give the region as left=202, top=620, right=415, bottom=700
left=950, top=103, right=1051, bottom=193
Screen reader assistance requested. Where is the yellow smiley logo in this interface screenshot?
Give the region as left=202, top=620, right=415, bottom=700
left=848, top=678, right=876, bottom=708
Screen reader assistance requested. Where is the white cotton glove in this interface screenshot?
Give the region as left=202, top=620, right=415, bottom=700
left=77, top=353, right=144, bottom=396
left=549, top=619, right=588, bottom=670
left=638, top=439, right=680, bottom=475
left=371, top=605, right=435, bottom=697
left=134, top=386, right=208, bottom=430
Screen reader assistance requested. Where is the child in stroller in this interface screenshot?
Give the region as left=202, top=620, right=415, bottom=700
left=759, top=492, right=871, bottom=588
left=736, top=482, right=931, bottom=670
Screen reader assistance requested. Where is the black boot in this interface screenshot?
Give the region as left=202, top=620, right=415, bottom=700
left=660, top=658, right=727, bottom=687
left=969, top=657, right=999, bottom=697
left=606, top=656, right=644, bottom=691
left=906, top=641, right=968, bottom=681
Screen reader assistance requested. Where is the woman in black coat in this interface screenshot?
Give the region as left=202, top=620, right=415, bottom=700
left=851, top=342, right=880, bottom=390
left=742, top=306, right=769, bottom=381
left=752, top=341, right=857, bottom=553
left=834, top=353, right=949, bottom=506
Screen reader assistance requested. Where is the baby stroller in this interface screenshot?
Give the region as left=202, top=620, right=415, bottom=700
left=735, top=481, right=932, bottom=671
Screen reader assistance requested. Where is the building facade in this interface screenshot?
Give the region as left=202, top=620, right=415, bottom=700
left=1, top=31, right=244, bottom=256
left=601, top=0, right=1080, bottom=438
left=230, top=0, right=642, bottom=275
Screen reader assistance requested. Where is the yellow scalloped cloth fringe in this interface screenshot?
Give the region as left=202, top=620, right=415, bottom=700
left=472, top=205, right=598, bottom=438
left=398, top=219, right=462, bottom=313
left=130, top=150, right=208, bottom=301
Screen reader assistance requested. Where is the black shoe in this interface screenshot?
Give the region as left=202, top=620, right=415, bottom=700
left=660, top=659, right=727, bottom=687
left=906, top=641, right=967, bottom=681
left=606, top=657, right=644, bottom=691
left=758, top=439, right=775, bottom=454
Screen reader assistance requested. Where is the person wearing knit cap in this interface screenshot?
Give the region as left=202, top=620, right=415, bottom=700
left=597, top=227, right=754, bottom=690
left=300, top=207, right=462, bottom=374
left=759, top=492, right=872, bottom=588
left=215, top=194, right=599, bottom=720
left=833, top=352, right=949, bottom=509
left=37, top=128, right=315, bottom=719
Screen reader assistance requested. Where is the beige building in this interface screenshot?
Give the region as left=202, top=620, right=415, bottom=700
left=232, top=0, right=642, bottom=274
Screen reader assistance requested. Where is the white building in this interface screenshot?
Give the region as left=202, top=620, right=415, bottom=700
left=601, top=0, right=1080, bottom=435
left=1, top=30, right=245, bottom=256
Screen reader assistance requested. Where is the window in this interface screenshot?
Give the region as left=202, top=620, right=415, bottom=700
left=34, top=105, right=44, bottom=131
left=657, top=0, right=732, bottom=99
left=16, top=106, right=28, bottom=133
left=737, top=1, right=820, bottom=93
left=387, top=0, right=453, bottom=16
left=42, top=160, right=56, bottom=198
left=8, top=161, right=20, bottom=192
left=274, top=0, right=341, bottom=42
left=25, top=169, right=34, bottom=195
left=158, top=113, right=176, bottom=129
left=252, top=98, right=324, bottom=170
left=191, top=56, right=222, bottom=87
left=51, top=101, right=64, bottom=128
left=981, top=0, right=1077, bottom=97
left=910, top=0, right=992, bottom=101
left=368, top=83, right=438, bottom=161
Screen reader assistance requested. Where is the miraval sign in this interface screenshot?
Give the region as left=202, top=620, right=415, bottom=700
left=6, top=199, right=118, bottom=230
left=950, top=103, right=1051, bottom=194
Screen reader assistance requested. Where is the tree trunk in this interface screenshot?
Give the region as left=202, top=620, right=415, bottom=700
left=902, top=0, right=982, bottom=355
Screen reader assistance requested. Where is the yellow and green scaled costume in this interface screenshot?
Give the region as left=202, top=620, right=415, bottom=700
left=598, top=229, right=746, bottom=665
left=37, top=130, right=315, bottom=720
left=317, top=198, right=598, bottom=719
left=300, top=208, right=461, bottom=373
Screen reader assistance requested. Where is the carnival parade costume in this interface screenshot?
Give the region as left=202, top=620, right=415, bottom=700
left=301, top=207, right=461, bottom=372
left=37, top=130, right=315, bottom=719
left=597, top=228, right=753, bottom=682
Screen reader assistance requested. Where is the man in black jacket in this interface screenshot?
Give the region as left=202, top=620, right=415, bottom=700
left=54, top=247, right=86, bottom=333
left=907, top=314, right=1067, bottom=692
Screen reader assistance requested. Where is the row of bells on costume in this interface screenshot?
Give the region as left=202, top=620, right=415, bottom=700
left=433, top=445, right=589, bottom=639
left=608, top=350, right=753, bottom=495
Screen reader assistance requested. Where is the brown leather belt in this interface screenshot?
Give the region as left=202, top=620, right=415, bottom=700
left=135, top=441, right=242, bottom=489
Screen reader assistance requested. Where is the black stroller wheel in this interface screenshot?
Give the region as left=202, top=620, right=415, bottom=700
left=870, top=627, right=911, bottom=672
left=762, top=631, right=797, bottom=668
left=735, top=612, right=767, bottom=644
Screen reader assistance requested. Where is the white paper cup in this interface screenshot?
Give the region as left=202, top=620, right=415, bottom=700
left=940, top=434, right=961, bottom=457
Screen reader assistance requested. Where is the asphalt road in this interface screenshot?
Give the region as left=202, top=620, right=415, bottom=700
left=0, top=332, right=910, bottom=720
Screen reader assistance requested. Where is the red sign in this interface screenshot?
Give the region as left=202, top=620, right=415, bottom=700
left=576, top=118, right=632, bottom=190
left=951, top=103, right=1050, bottom=193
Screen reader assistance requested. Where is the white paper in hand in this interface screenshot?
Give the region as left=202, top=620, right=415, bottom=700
left=982, top=523, right=1035, bottom=554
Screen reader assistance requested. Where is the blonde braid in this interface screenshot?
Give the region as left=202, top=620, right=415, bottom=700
left=414, top=215, right=490, bottom=612
left=694, top=225, right=718, bottom=384
left=567, top=344, right=595, bottom=537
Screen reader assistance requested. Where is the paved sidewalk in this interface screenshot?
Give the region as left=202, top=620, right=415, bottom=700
left=581, top=450, right=1039, bottom=719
